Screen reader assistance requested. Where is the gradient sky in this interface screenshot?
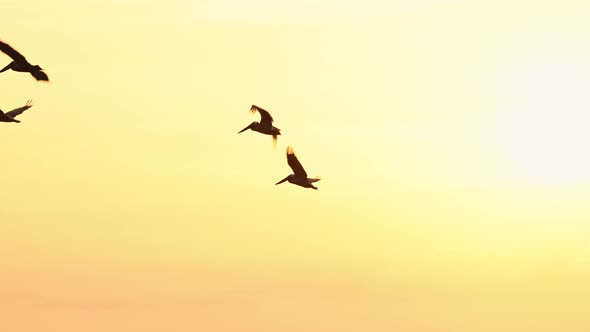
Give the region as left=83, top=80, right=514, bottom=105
left=2, top=1, right=590, bottom=331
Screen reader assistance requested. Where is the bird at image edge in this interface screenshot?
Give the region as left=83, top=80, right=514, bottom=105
left=0, top=100, right=34, bottom=123
left=0, top=40, right=49, bottom=81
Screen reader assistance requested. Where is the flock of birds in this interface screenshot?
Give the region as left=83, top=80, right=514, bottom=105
left=0, top=40, right=49, bottom=123
left=239, top=105, right=321, bottom=190
left=0, top=39, right=318, bottom=190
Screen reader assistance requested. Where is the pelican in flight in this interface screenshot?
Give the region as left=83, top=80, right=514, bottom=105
left=0, top=100, right=34, bottom=123
left=0, top=40, right=49, bottom=81
left=238, top=105, right=281, bottom=142
left=275, top=146, right=321, bottom=190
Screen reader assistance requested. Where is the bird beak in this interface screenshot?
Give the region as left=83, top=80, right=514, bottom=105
left=238, top=124, right=251, bottom=133
left=275, top=176, right=290, bottom=185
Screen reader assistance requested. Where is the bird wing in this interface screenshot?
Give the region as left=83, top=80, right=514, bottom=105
left=30, top=70, right=49, bottom=81
left=5, top=100, right=33, bottom=118
left=0, top=109, right=15, bottom=121
left=0, top=40, right=27, bottom=63
left=250, top=105, right=274, bottom=127
left=286, top=146, right=308, bottom=178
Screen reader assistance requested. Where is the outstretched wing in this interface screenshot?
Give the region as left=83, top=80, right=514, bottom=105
left=0, top=40, right=27, bottom=63
left=5, top=100, right=33, bottom=118
left=250, top=105, right=274, bottom=127
left=286, top=146, right=308, bottom=178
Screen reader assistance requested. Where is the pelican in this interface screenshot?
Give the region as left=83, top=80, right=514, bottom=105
left=275, top=146, right=321, bottom=190
left=238, top=105, right=281, bottom=142
left=0, top=100, right=34, bottom=123
left=0, top=40, right=49, bottom=81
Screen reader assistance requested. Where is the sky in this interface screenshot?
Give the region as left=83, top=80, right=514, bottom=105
left=2, top=0, right=590, bottom=331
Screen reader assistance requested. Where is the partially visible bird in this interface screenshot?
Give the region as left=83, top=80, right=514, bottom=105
left=275, top=146, right=321, bottom=190
left=0, top=100, right=34, bottom=123
left=0, top=40, right=49, bottom=81
left=238, top=105, right=281, bottom=143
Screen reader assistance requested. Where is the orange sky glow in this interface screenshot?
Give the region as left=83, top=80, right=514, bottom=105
left=2, top=0, right=590, bottom=331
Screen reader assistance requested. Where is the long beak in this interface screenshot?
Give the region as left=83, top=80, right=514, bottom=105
left=238, top=124, right=251, bottom=133
left=275, top=175, right=290, bottom=185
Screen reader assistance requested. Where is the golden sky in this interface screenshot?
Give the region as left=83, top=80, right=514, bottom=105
left=2, top=0, right=590, bottom=331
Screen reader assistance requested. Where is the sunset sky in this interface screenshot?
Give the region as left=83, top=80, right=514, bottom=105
left=2, top=0, right=590, bottom=331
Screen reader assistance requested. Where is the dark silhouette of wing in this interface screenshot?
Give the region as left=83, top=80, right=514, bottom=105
left=30, top=70, right=48, bottom=81
left=287, top=146, right=308, bottom=178
left=0, top=109, right=15, bottom=122
left=0, top=41, right=27, bottom=63
left=250, top=105, right=274, bottom=127
left=5, top=100, right=33, bottom=118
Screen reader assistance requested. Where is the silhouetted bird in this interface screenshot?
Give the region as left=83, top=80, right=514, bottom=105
left=238, top=105, right=281, bottom=142
left=0, top=100, right=34, bottom=123
left=0, top=41, right=49, bottom=81
left=275, top=146, right=321, bottom=190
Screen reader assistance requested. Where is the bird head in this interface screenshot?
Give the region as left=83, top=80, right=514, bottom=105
left=238, top=122, right=257, bottom=133
left=275, top=175, right=292, bottom=185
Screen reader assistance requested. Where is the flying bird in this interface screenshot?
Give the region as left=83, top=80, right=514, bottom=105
left=275, top=146, right=321, bottom=190
left=238, top=105, right=281, bottom=142
left=0, top=40, right=49, bottom=81
left=0, top=100, right=34, bottom=123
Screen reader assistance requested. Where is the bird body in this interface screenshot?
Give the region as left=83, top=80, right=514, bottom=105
left=5, top=61, right=36, bottom=72
left=0, top=41, right=49, bottom=81
left=244, top=121, right=281, bottom=136
left=238, top=105, right=281, bottom=142
left=275, top=146, right=320, bottom=190
left=0, top=100, right=34, bottom=123
left=277, top=173, right=321, bottom=189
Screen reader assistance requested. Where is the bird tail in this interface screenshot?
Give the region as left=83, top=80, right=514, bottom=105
left=308, top=177, right=321, bottom=183
left=31, top=70, right=49, bottom=81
